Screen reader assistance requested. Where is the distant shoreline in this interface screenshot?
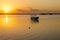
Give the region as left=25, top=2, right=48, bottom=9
left=0, top=13, right=60, bottom=15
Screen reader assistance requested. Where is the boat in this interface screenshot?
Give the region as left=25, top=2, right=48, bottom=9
left=31, top=15, right=39, bottom=22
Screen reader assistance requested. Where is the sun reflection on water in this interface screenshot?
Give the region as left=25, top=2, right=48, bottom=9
left=1, top=15, right=17, bottom=27
left=6, top=15, right=8, bottom=24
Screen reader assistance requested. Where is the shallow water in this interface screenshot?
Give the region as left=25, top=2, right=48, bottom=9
left=0, top=15, right=60, bottom=40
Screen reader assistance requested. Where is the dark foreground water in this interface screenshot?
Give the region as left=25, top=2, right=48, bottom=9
left=0, top=15, right=60, bottom=40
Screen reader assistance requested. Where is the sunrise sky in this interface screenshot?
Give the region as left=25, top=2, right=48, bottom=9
left=0, top=0, right=60, bottom=10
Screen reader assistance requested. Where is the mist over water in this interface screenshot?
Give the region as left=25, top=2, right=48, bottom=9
left=0, top=15, right=60, bottom=40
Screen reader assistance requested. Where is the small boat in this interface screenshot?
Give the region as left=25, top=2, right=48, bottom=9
left=31, top=15, right=39, bottom=22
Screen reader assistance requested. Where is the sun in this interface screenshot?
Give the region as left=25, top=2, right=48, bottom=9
left=4, top=7, right=10, bottom=13
left=2, top=4, right=13, bottom=13
left=3, top=6, right=11, bottom=13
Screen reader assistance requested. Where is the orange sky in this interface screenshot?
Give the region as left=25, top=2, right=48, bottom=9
left=0, top=0, right=60, bottom=10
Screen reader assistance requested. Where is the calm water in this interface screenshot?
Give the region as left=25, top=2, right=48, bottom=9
left=0, top=15, right=60, bottom=40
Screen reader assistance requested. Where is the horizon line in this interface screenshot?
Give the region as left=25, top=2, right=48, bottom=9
left=0, top=13, right=60, bottom=15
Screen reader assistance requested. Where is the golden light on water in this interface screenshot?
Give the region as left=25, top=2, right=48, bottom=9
left=1, top=4, right=15, bottom=24
left=0, top=4, right=18, bottom=27
left=1, top=15, right=17, bottom=27
left=5, top=15, right=8, bottom=24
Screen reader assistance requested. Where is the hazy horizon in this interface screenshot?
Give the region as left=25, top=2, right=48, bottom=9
left=0, top=8, right=60, bottom=13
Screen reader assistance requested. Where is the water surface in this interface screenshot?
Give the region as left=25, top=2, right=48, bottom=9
left=0, top=15, right=60, bottom=40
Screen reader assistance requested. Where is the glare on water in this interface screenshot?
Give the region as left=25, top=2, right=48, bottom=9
left=5, top=15, right=8, bottom=24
